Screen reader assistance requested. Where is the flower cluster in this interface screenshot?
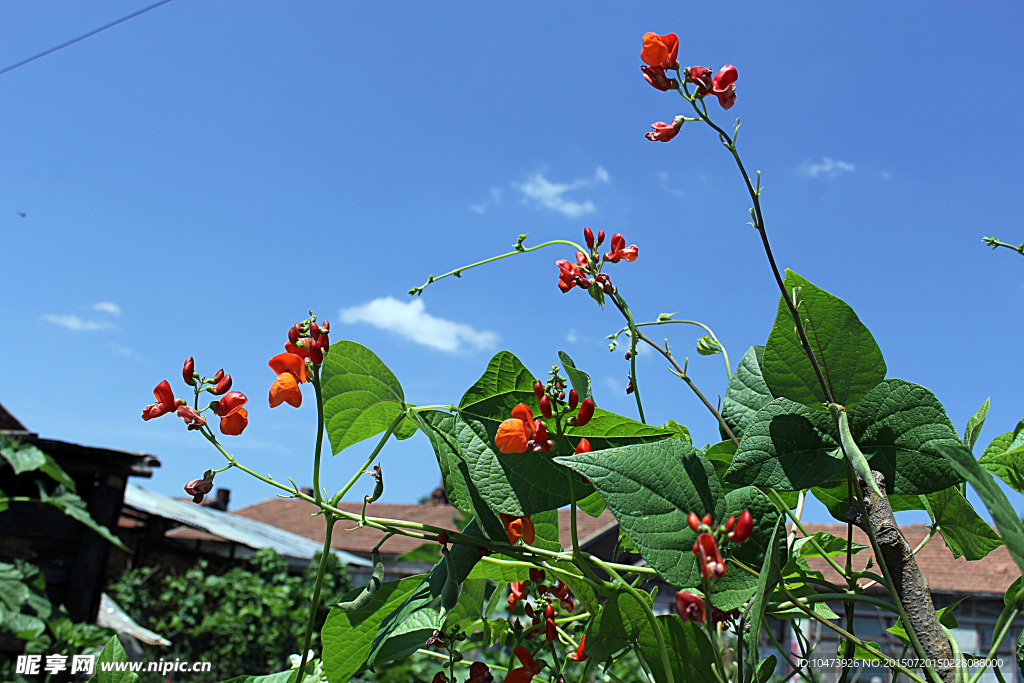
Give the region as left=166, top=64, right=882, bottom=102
left=509, top=568, right=577, bottom=649
left=555, top=227, right=638, bottom=296
left=432, top=662, right=493, bottom=683
left=268, top=317, right=331, bottom=408
left=674, top=591, right=741, bottom=625
left=686, top=509, right=754, bottom=579
left=640, top=31, right=740, bottom=143
left=142, top=358, right=249, bottom=437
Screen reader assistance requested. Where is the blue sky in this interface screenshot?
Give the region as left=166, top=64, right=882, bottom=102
left=2, top=2, right=1022, bottom=526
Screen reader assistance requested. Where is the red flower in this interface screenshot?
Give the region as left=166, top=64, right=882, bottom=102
left=688, top=512, right=701, bottom=532
left=568, top=389, right=579, bottom=410
left=184, top=470, right=214, bottom=504
left=176, top=405, right=207, bottom=431
left=216, top=391, right=249, bottom=436
left=506, top=647, right=542, bottom=683
left=142, top=380, right=184, bottom=420
left=574, top=438, right=591, bottom=454
left=211, top=373, right=233, bottom=395
left=508, top=580, right=528, bottom=611
left=466, top=662, right=493, bottom=683
left=645, top=118, right=683, bottom=143
left=556, top=259, right=592, bottom=293
left=568, top=635, right=588, bottom=662
left=641, top=65, right=679, bottom=91
left=693, top=532, right=726, bottom=578
left=269, top=352, right=307, bottom=408
left=641, top=32, right=679, bottom=71
left=501, top=513, right=535, bottom=545
left=712, top=65, right=738, bottom=109
left=687, top=66, right=714, bottom=96
left=495, top=403, right=535, bottom=453
left=675, top=591, right=706, bottom=623
left=604, top=233, right=638, bottom=264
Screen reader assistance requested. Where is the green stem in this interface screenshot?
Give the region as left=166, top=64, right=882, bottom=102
left=610, top=318, right=732, bottom=380
left=774, top=583, right=927, bottom=683
left=330, top=411, right=407, bottom=506
left=763, top=620, right=813, bottom=683
left=966, top=605, right=1020, bottom=683
left=409, top=238, right=586, bottom=295
left=588, top=555, right=674, bottom=683
left=611, top=292, right=645, bottom=423
left=632, top=643, right=657, bottom=683
left=292, top=514, right=337, bottom=683
left=311, top=365, right=325, bottom=504
left=766, top=488, right=847, bottom=578
left=941, top=625, right=966, bottom=683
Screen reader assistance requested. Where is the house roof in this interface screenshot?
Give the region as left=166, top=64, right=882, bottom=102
left=800, top=522, right=1019, bottom=596
left=170, top=498, right=619, bottom=558
left=125, top=484, right=371, bottom=566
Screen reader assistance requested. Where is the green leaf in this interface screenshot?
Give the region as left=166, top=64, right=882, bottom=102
left=811, top=481, right=925, bottom=523
left=87, top=635, right=140, bottom=683
left=1017, top=628, right=1024, bottom=677
left=413, top=410, right=506, bottom=540
left=558, top=350, right=593, bottom=402
left=661, top=419, right=693, bottom=445
left=38, top=487, right=127, bottom=552
left=321, top=341, right=416, bottom=455
left=577, top=489, right=606, bottom=517
left=367, top=521, right=483, bottom=667
left=2, top=611, right=46, bottom=640
left=0, top=440, right=46, bottom=475
left=978, top=429, right=1024, bottom=495
left=427, top=410, right=593, bottom=518
left=564, top=407, right=676, bottom=451
left=396, top=544, right=440, bottom=563
left=938, top=444, right=1024, bottom=576
left=722, top=345, right=773, bottom=440
left=704, top=440, right=737, bottom=491
left=963, top=398, right=991, bottom=452
left=555, top=440, right=722, bottom=587
left=725, top=397, right=842, bottom=491
left=219, top=668, right=323, bottom=683
left=849, top=379, right=965, bottom=495
left=924, top=486, right=1003, bottom=560
left=530, top=508, right=562, bottom=552
left=756, top=656, right=778, bottom=683
left=638, top=615, right=717, bottom=683
left=1005, top=576, right=1022, bottom=608
left=557, top=442, right=779, bottom=607
left=795, top=531, right=868, bottom=559
left=467, top=554, right=528, bottom=583
left=458, top=351, right=538, bottom=422
left=585, top=590, right=652, bottom=658
left=762, top=270, right=886, bottom=409
left=744, top=515, right=784, bottom=680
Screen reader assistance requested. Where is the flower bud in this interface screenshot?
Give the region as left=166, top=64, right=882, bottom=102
left=183, top=357, right=196, bottom=386
left=725, top=515, right=736, bottom=532
left=597, top=229, right=605, bottom=247
left=288, top=323, right=301, bottom=344
left=626, top=375, right=634, bottom=394
left=575, top=251, right=589, bottom=267
left=568, top=636, right=587, bottom=662
left=529, top=568, right=545, bottom=583
left=584, top=227, right=594, bottom=249
left=731, top=509, right=753, bottom=543
left=545, top=603, right=555, bottom=620
left=310, top=322, right=321, bottom=340
left=437, top=530, right=448, bottom=546
left=574, top=438, right=591, bottom=454
left=568, top=389, right=579, bottom=410
left=212, top=374, right=233, bottom=395
left=688, top=512, right=701, bottom=532
left=539, top=395, right=552, bottom=418
left=702, top=513, right=712, bottom=526
left=213, top=368, right=225, bottom=383
left=545, top=618, right=556, bottom=641
left=624, top=350, right=632, bottom=360
left=574, top=399, right=595, bottom=427
left=534, top=380, right=545, bottom=399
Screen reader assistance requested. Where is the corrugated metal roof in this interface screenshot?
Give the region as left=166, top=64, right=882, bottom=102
left=124, top=484, right=371, bottom=567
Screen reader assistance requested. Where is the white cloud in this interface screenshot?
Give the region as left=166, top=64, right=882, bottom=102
left=43, top=314, right=116, bottom=331
left=110, top=342, right=145, bottom=362
left=470, top=187, right=502, bottom=214
left=880, top=171, right=893, bottom=181
left=799, top=157, right=855, bottom=179
left=566, top=329, right=578, bottom=344
left=339, top=297, right=498, bottom=353
left=515, top=167, right=610, bottom=218
left=93, top=301, right=121, bottom=315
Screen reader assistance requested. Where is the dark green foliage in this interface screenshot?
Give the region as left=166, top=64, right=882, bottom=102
left=108, top=548, right=350, bottom=681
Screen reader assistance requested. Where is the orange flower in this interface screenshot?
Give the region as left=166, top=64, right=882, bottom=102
left=641, top=32, right=679, bottom=70
left=215, top=391, right=248, bottom=435
left=268, top=352, right=307, bottom=408
left=501, top=513, right=535, bottom=545
left=495, top=403, right=535, bottom=453
left=142, top=380, right=184, bottom=420
left=505, top=647, right=541, bottom=683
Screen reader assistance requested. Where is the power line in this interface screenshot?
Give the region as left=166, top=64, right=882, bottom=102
left=0, top=0, right=175, bottom=77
